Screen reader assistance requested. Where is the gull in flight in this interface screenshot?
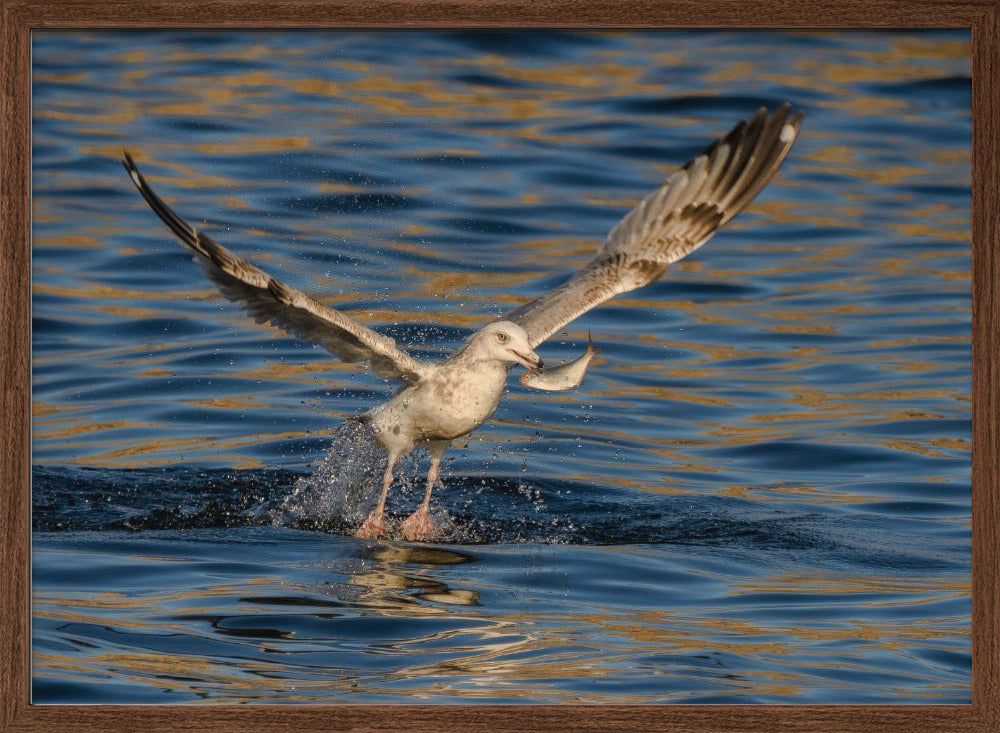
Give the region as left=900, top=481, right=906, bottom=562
left=123, top=103, right=802, bottom=542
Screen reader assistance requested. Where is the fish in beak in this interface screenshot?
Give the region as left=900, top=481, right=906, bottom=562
left=519, top=332, right=598, bottom=391
left=509, top=348, right=543, bottom=370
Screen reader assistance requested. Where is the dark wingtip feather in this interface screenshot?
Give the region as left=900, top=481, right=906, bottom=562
left=121, top=151, right=203, bottom=249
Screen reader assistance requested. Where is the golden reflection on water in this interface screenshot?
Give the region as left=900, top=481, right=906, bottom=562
left=33, top=31, right=968, bottom=468
left=32, top=542, right=969, bottom=702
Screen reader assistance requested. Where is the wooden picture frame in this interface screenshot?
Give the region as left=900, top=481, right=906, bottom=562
left=2, top=1, right=997, bottom=731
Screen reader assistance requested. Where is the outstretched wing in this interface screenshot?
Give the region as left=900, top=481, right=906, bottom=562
left=122, top=152, right=430, bottom=384
left=504, top=103, right=803, bottom=348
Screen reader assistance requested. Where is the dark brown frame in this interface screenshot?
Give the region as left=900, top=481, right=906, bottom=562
left=3, top=1, right=997, bottom=731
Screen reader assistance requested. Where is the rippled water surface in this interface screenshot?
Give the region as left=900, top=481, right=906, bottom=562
left=32, top=30, right=971, bottom=703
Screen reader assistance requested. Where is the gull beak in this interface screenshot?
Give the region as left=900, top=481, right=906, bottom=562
left=510, top=349, right=543, bottom=370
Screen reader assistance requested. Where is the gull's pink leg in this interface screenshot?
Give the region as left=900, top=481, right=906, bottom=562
left=401, top=442, right=447, bottom=542
left=356, top=453, right=398, bottom=540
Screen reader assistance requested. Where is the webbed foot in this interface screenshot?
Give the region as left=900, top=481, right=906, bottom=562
left=355, top=511, right=386, bottom=540
left=400, top=506, right=438, bottom=542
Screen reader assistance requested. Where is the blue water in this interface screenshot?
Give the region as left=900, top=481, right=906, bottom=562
left=31, top=30, right=971, bottom=703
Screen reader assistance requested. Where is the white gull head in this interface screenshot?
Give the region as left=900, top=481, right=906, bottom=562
left=465, top=321, right=543, bottom=369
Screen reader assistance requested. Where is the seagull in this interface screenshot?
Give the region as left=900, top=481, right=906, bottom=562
left=122, top=103, right=802, bottom=542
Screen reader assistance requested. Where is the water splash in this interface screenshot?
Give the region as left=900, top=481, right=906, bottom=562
left=31, top=462, right=966, bottom=568
left=269, top=418, right=457, bottom=539
left=272, top=418, right=389, bottom=534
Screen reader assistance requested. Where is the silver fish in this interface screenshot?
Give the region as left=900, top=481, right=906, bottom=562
left=519, top=333, right=598, bottom=392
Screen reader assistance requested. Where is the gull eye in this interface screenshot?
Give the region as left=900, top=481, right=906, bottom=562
left=497, top=332, right=509, bottom=343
